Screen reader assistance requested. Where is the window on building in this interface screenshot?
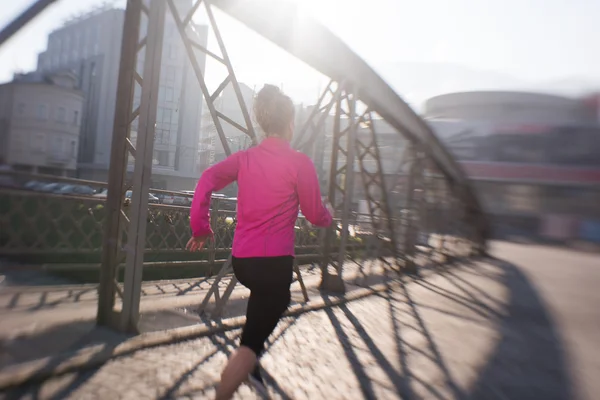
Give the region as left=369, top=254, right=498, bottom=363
left=157, top=130, right=170, bottom=145
left=167, top=66, right=176, bottom=81
left=157, top=150, right=170, bottom=166
left=53, top=137, right=64, bottom=154
left=156, top=107, right=163, bottom=122
left=165, top=87, right=174, bottom=102
left=163, top=108, right=172, bottom=123
left=168, top=45, right=177, bottom=59
left=91, top=25, right=98, bottom=45
left=36, top=104, right=47, bottom=120
left=17, top=103, right=25, bottom=115
left=73, top=110, right=79, bottom=125
left=31, top=133, right=46, bottom=152
left=57, top=107, right=66, bottom=123
left=71, top=140, right=77, bottom=158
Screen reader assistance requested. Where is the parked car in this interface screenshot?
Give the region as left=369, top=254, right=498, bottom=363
left=24, top=180, right=47, bottom=191
left=94, top=189, right=159, bottom=204
left=55, top=184, right=95, bottom=196
left=39, top=183, right=67, bottom=193
left=159, top=193, right=191, bottom=206
left=181, top=190, right=195, bottom=204
left=125, top=190, right=160, bottom=204
left=152, top=192, right=167, bottom=204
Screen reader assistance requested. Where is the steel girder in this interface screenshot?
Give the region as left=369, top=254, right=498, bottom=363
left=98, top=0, right=167, bottom=332
left=166, top=0, right=257, bottom=156
left=0, top=0, right=59, bottom=47
left=354, top=111, right=401, bottom=268
left=209, top=0, right=487, bottom=249
left=210, top=2, right=464, bottom=181
left=1, top=0, right=487, bottom=330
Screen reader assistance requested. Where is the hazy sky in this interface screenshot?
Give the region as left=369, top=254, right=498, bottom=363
left=1, top=0, right=599, bottom=108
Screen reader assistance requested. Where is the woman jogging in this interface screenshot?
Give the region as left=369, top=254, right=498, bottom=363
left=186, top=84, right=333, bottom=399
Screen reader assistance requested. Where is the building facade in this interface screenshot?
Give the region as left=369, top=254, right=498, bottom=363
left=0, top=71, right=84, bottom=176
left=37, top=7, right=124, bottom=174
left=36, top=3, right=208, bottom=190
left=424, top=91, right=600, bottom=244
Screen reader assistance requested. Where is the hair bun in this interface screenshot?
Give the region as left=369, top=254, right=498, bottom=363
left=253, top=84, right=295, bottom=137
left=256, top=84, right=281, bottom=102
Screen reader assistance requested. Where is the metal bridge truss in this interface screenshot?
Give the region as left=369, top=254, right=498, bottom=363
left=1, top=0, right=487, bottom=333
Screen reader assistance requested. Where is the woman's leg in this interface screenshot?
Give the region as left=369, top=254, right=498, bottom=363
left=215, top=257, right=293, bottom=400
left=215, top=346, right=257, bottom=400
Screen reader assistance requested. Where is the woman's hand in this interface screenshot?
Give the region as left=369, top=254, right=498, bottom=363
left=186, top=235, right=210, bottom=252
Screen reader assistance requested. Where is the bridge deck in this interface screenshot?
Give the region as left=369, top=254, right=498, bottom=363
left=1, top=242, right=599, bottom=399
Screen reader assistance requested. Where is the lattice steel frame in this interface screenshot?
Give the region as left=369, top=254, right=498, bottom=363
left=1, top=0, right=488, bottom=332
left=354, top=110, right=400, bottom=268
left=97, top=0, right=167, bottom=332
left=97, top=0, right=260, bottom=331
left=318, top=84, right=358, bottom=292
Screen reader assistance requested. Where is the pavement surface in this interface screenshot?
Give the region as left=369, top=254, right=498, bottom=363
left=0, top=241, right=599, bottom=399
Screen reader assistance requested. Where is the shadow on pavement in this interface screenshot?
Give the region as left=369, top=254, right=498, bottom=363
left=1, top=256, right=575, bottom=399
left=0, top=320, right=129, bottom=371
left=156, top=316, right=299, bottom=399
left=464, top=258, right=573, bottom=400
left=1, top=323, right=128, bottom=399
left=324, top=257, right=573, bottom=400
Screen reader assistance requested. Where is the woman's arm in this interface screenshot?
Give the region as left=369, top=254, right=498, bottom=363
left=297, top=154, right=333, bottom=227
left=190, top=152, right=242, bottom=237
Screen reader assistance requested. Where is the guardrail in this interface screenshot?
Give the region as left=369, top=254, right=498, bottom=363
left=0, top=178, right=367, bottom=271
left=0, top=170, right=478, bottom=276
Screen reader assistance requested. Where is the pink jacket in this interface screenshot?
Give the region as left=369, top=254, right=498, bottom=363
left=190, top=137, right=333, bottom=257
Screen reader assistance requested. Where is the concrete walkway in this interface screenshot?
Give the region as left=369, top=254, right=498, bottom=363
left=1, top=242, right=599, bottom=399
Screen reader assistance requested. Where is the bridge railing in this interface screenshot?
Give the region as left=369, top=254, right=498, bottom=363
left=0, top=171, right=367, bottom=270
left=0, top=169, right=475, bottom=274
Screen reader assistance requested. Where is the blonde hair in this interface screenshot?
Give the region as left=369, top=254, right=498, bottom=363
left=253, top=84, right=295, bottom=137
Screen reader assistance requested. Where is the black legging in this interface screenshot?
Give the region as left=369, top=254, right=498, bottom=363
left=232, top=256, right=294, bottom=357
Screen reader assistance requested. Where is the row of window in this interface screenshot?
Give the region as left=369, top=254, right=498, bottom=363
left=29, top=132, right=77, bottom=158
left=135, top=46, right=181, bottom=77
left=132, top=85, right=179, bottom=112
left=156, top=106, right=179, bottom=124
left=49, top=25, right=101, bottom=55
left=17, top=103, right=79, bottom=125
left=41, top=45, right=100, bottom=71
left=159, top=86, right=176, bottom=103
left=43, top=25, right=103, bottom=70
left=153, top=150, right=174, bottom=167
